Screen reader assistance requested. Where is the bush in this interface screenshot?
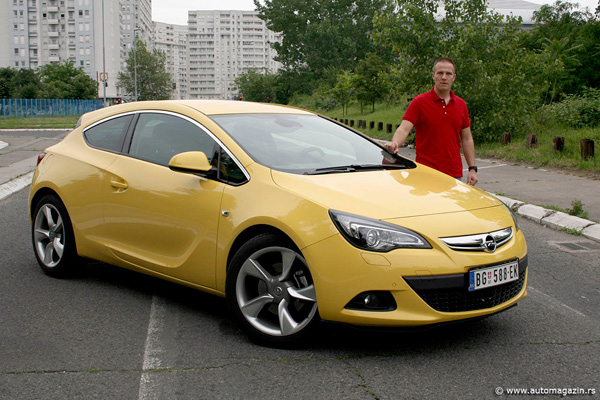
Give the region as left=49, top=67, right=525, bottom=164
left=538, top=88, right=600, bottom=128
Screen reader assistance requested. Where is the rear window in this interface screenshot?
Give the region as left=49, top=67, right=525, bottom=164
left=83, top=115, right=133, bottom=153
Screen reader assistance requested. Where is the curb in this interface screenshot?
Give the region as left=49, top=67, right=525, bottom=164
left=492, top=194, right=600, bottom=243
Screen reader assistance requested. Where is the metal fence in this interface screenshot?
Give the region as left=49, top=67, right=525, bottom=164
left=1, top=98, right=103, bottom=119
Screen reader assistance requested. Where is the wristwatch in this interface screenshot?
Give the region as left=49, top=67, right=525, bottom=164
left=468, top=166, right=478, bottom=172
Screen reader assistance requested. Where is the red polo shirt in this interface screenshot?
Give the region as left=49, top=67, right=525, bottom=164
left=403, top=88, right=471, bottom=178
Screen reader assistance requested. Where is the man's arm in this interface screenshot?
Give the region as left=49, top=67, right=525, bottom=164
left=384, top=120, right=414, bottom=154
left=460, top=126, right=478, bottom=186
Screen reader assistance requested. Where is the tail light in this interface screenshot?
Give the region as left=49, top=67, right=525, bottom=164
left=37, top=153, right=46, bottom=166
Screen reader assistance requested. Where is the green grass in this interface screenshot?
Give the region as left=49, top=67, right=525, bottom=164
left=0, top=117, right=78, bottom=130
left=289, top=98, right=600, bottom=178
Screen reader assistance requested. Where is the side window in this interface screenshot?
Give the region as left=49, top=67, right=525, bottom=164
left=83, top=115, right=132, bottom=152
left=218, top=148, right=247, bottom=185
left=128, top=113, right=217, bottom=166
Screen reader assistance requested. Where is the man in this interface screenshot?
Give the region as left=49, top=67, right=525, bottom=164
left=384, top=57, right=478, bottom=186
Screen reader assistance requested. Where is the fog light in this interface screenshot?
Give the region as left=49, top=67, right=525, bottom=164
left=345, top=291, right=397, bottom=311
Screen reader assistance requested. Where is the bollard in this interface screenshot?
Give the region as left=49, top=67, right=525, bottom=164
left=350, top=120, right=354, bottom=127
left=377, top=122, right=383, bottom=131
left=502, top=132, right=511, bottom=145
left=386, top=123, right=393, bottom=134
left=369, top=121, right=375, bottom=129
left=581, top=139, right=595, bottom=160
left=526, top=134, right=538, bottom=148
left=553, top=136, right=565, bottom=152
left=344, top=119, right=348, bottom=125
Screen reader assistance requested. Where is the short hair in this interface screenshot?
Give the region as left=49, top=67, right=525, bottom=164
left=433, top=57, right=456, bottom=72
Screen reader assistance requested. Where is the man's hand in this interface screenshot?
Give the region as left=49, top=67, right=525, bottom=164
left=384, top=141, right=400, bottom=154
left=467, top=170, right=478, bottom=186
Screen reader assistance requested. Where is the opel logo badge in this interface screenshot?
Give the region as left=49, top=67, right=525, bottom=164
left=483, top=235, right=497, bottom=253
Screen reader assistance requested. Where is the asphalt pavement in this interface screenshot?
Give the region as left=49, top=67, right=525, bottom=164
left=1, top=129, right=599, bottom=243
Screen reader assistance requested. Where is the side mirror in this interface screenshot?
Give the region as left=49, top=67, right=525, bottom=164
left=168, top=151, right=216, bottom=176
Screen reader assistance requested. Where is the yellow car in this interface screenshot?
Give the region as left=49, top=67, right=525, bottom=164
left=29, top=100, right=527, bottom=346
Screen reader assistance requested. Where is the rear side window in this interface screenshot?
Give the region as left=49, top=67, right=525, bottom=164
left=128, top=113, right=218, bottom=166
left=83, top=115, right=133, bottom=152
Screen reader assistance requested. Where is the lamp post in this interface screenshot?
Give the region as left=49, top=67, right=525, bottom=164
left=101, top=0, right=106, bottom=106
left=133, top=28, right=141, bottom=101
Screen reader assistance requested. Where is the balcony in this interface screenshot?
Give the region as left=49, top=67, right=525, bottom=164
left=47, top=6, right=59, bottom=12
left=49, top=43, right=60, bottom=50
left=48, top=19, right=59, bottom=25
left=48, top=31, right=59, bottom=37
left=49, top=56, right=60, bottom=62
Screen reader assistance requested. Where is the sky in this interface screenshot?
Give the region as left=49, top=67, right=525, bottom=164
left=152, top=0, right=599, bottom=25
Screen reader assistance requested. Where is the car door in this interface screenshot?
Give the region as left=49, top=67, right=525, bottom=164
left=101, top=111, right=225, bottom=289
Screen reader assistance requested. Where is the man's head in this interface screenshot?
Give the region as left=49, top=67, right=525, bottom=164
left=432, top=57, right=456, bottom=95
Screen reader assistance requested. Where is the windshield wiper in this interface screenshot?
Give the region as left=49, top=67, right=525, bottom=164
left=304, top=164, right=408, bottom=175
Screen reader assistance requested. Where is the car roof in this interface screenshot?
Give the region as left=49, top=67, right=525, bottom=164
left=178, top=100, right=314, bottom=116
left=77, top=100, right=315, bottom=129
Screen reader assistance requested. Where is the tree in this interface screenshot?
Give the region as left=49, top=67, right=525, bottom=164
left=524, top=1, right=600, bottom=99
left=0, top=68, right=17, bottom=98
left=1, top=67, right=43, bottom=99
left=38, top=60, right=97, bottom=99
left=234, top=70, right=278, bottom=102
left=353, top=53, right=390, bottom=112
left=117, top=39, right=172, bottom=101
left=372, top=0, right=549, bottom=141
left=331, top=71, right=356, bottom=116
left=255, top=0, right=393, bottom=88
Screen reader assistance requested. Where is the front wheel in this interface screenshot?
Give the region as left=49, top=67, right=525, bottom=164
left=226, top=233, right=319, bottom=347
left=32, top=195, right=78, bottom=277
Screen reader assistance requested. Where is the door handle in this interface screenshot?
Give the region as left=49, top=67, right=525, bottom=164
left=110, top=179, right=128, bottom=190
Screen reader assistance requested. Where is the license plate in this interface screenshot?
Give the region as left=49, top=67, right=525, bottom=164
left=469, top=261, right=519, bottom=291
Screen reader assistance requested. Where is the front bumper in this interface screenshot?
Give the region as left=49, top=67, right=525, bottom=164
left=302, top=229, right=528, bottom=327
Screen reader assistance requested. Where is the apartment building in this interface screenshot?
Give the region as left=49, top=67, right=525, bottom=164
left=0, top=0, right=152, bottom=100
left=187, top=10, right=282, bottom=100
left=154, top=21, right=187, bottom=99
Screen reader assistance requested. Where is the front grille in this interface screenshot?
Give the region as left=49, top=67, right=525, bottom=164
left=403, top=257, right=527, bottom=313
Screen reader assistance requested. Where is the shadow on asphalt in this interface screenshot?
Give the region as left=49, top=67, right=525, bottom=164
left=41, top=258, right=515, bottom=355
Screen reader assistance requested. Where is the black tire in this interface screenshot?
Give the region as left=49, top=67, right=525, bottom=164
left=226, top=233, right=320, bottom=347
left=31, top=195, right=78, bottom=278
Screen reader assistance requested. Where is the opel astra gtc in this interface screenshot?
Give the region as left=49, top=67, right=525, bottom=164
left=29, top=100, right=528, bottom=346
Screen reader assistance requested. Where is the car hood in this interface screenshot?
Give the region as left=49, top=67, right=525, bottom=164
left=271, top=165, right=501, bottom=220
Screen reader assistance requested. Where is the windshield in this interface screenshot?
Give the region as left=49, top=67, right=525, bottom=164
left=209, top=114, right=415, bottom=174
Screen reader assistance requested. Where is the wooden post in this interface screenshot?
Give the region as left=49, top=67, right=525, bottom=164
left=581, top=139, right=595, bottom=160
left=526, top=134, right=538, bottom=148
left=377, top=122, right=383, bottom=131
left=349, top=120, right=354, bottom=127
left=369, top=121, right=375, bottom=129
left=553, top=136, right=565, bottom=152
left=386, top=123, right=393, bottom=134
left=502, top=132, right=511, bottom=145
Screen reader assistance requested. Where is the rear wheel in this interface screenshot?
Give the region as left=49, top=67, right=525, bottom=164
left=226, top=233, right=319, bottom=347
left=32, top=195, right=78, bottom=277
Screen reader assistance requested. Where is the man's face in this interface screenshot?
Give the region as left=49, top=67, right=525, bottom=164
left=432, top=61, right=456, bottom=93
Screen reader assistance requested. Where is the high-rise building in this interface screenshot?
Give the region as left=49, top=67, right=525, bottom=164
left=186, top=10, right=282, bottom=100
left=120, top=0, right=152, bottom=71
left=0, top=0, right=152, bottom=101
left=154, top=21, right=187, bottom=99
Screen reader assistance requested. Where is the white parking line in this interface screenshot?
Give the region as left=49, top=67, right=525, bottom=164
left=0, top=141, right=8, bottom=150
left=138, top=295, right=170, bottom=400
left=527, top=286, right=588, bottom=319
left=0, top=172, right=34, bottom=201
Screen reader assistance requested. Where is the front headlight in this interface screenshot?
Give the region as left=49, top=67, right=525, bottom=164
left=329, top=210, right=432, bottom=252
